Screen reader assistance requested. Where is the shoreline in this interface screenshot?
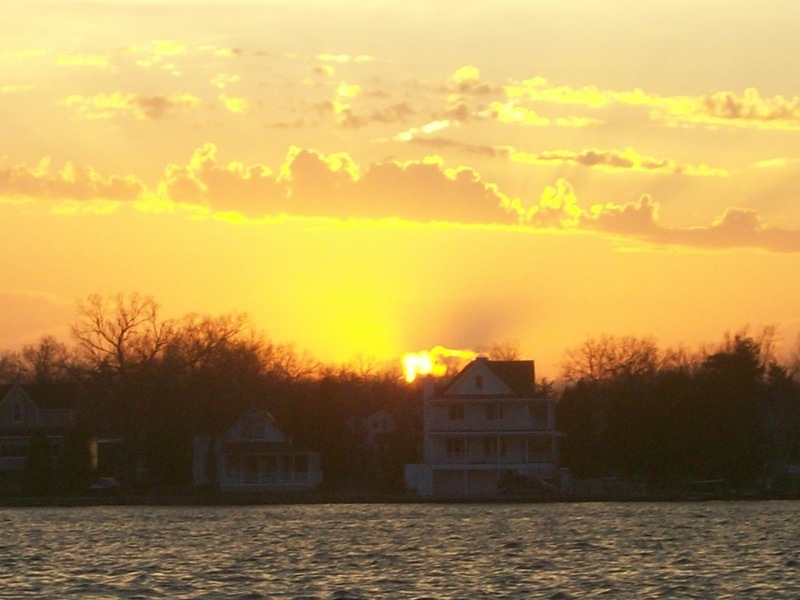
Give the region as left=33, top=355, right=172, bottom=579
left=1, top=490, right=797, bottom=508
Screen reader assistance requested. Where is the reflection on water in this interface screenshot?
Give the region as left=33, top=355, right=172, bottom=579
left=2, top=501, right=799, bottom=598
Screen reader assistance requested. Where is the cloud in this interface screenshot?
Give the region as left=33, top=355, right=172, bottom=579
left=519, top=179, right=800, bottom=253
left=159, top=143, right=284, bottom=216
left=210, top=73, right=241, bottom=89
left=151, top=40, right=188, bottom=59
left=402, top=140, right=727, bottom=177
left=154, top=144, right=519, bottom=224
left=751, top=157, right=800, bottom=170
left=0, top=157, right=145, bottom=202
left=505, top=77, right=610, bottom=107
left=318, top=85, right=415, bottom=129
left=653, top=88, right=800, bottom=130
left=219, top=94, right=249, bottom=114
left=504, top=147, right=729, bottom=176
left=5, top=147, right=799, bottom=254
left=502, top=78, right=800, bottom=130
left=488, top=101, right=598, bottom=127
left=449, top=66, right=500, bottom=95
left=64, top=92, right=201, bottom=119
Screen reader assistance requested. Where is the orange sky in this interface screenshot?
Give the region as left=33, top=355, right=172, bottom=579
left=2, top=1, right=800, bottom=378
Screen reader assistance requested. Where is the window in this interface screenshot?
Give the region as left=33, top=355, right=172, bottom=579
left=448, top=403, right=464, bottom=420
left=483, top=437, right=497, bottom=457
left=475, top=375, right=483, bottom=390
left=12, top=403, right=23, bottom=423
left=530, top=402, right=548, bottom=427
left=486, top=403, right=504, bottom=420
left=446, top=438, right=464, bottom=458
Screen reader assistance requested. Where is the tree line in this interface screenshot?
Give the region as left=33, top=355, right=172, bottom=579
left=558, top=329, right=800, bottom=493
left=3, top=292, right=800, bottom=495
left=1, top=293, right=422, bottom=494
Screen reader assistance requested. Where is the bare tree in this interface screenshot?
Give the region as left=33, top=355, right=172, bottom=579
left=561, top=334, right=660, bottom=382
left=487, top=340, right=521, bottom=361
left=20, top=336, right=73, bottom=383
left=262, top=342, right=320, bottom=381
left=163, top=312, right=252, bottom=372
left=0, top=350, right=24, bottom=384
left=71, top=292, right=172, bottom=374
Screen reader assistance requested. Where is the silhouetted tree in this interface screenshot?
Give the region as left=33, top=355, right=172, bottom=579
left=71, top=292, right=172, bottom=376
left=561, top=334, right=660, bottom=383
left=21, top=336, right=74, bottom=383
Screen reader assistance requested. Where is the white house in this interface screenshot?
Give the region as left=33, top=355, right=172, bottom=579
left=193, top=408, right=322, bottom=493
left=404, top=356, right=564, bottom=497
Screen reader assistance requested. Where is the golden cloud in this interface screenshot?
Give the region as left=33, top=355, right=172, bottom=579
left=210, top=74, right=241, bottom=89
left=519, top=179, right=800, bottom=252
left=505, top=147, right=728, bottom=177
left=219, top=94, right=249, bottom=114
left=154, top=144, right=519, bottom=224
left=502, top=78, right=800, bottom=131
left=505, top=77, right=609, bottom=108
left=0, top=157, right=144, bottom=203
left=64, top=92, right=201, bottom=119
left=653, top=88, right=800, bottom=130
left=159, top=143, right=283, bottom=216
left=4, top=145, right=799, bottom=254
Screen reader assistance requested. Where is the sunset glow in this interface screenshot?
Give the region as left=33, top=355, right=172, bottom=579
left=3, top=2, right=800, bottom=377
left=402, top=347, right=478, bottom=383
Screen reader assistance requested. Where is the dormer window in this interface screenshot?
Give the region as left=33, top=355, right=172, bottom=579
left=12, top=403, right=23, bottom=423
left=475, top=375, right=483, bottom=390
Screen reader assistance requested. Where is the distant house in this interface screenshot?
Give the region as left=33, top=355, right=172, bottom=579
left=404, top=356, right=565, bottom=497
left=193, top=408, right=322, bottom=492
left=362, top=410, right=398, bottom=451
left=0, top=383, right=75, bottom=489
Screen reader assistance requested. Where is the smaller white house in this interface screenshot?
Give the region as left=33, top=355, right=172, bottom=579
left=193, top=408, right=322, bottom=492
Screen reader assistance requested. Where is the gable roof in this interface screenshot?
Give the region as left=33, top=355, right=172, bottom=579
left=484, top=360, right=536, bottom=397
left=442, top=357, right=536, bottom=398
left=0, top=382, right=77, bottom=410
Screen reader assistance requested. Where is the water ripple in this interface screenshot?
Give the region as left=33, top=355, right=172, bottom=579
left=2, top=501, right=800, bottom=598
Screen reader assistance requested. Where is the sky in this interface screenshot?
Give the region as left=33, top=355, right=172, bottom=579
left=2, top=0, right=800, bottom=378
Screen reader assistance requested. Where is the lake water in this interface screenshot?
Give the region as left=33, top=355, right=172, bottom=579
left=2, top=501, right=799, bottom=598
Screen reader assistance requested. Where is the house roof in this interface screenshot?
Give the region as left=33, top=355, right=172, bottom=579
left=484, top=360, right=536, bottom=397
left=0, top=382, right=77, bottom=410
left=442, top=357, right=536, bottom=398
